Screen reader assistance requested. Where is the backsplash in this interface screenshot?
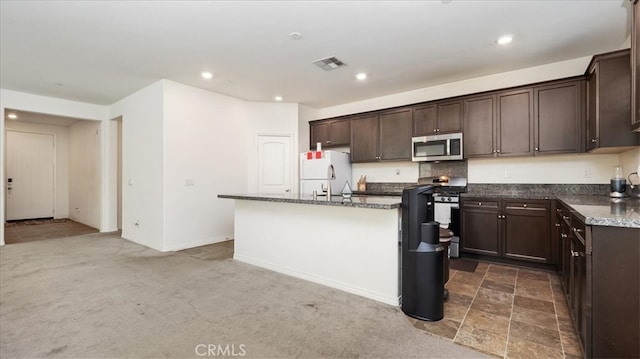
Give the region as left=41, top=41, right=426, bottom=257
left=419, top=160, right=468, bottom=178
left=466, top=183, right=611, bottom=196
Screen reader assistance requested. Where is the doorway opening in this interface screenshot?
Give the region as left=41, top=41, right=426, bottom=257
left=3, top=108, right=101, bottom=244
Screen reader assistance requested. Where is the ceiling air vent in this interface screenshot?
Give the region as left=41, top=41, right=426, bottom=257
left=313, top=56, right=346, bottom=71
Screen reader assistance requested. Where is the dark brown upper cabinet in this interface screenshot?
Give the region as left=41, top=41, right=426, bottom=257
left=497, top=88, right=534, bottom=157
left=463, top=94, right=497, bottom=157
left=534, top=80, right=585, bottom=155
left=413, top=99, right=462, bottom=136
left=586, top=49, right=639, bottom=152
left=309, top=118, right=350, bottom=150
left=350, top=107, right=412, bottom=163
left=632, top=0, right=640, bottom=132
left=350, top=114, right=379, bottom=162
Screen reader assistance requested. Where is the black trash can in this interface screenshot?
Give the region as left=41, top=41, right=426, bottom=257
left=402, top=222, right=445, bottom=321
left=401, top=185, right=445, bottom=322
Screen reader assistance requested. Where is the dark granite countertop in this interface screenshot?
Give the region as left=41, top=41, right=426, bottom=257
left=557, top=195, right=640, bottom=228
left=218, top=193, right=402, bottom=210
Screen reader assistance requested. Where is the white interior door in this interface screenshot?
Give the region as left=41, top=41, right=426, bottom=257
left=6, top=131, right=55, bottom=220
left=257, top=135, right=291, bottom=194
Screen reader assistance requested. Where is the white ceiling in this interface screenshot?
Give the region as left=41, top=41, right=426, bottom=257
left=0, top=0, right=631, bottom=109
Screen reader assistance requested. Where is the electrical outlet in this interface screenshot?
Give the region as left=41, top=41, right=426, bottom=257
left=504, top=169, right=511, bottom=178
left=134, top=220, right=140, bottom=228
left=395, top=169, right=401, bottom=176
left=583, top=168, right=592, bottom=178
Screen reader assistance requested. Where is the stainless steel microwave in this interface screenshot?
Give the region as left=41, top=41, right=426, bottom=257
left=412, top=132, right=463, bottom=162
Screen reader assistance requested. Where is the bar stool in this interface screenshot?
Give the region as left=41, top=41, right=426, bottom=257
left=439, top=227, right=453, bottom=300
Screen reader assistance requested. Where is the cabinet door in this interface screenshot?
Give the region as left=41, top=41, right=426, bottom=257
left=310, top=121, right=330, bottom=150
left=597, top=53, right=636, bottom=148
left=461, top=199, right=500, bottom=256
left=437, top=100, right=462, bottom=133
left=379, top=107, right=412, bottom=161
left=463, top=95, right=496, bottom=157
left=633, top=0, right=640, bottom=131
left=497, top=89, right=534, bottom=157
left=413, top=104, right=437, bottom=136
left=350, top=114, right=379, bottom=162
left=535, top=81, right=584, bottom=154
left=329, top=119, right=350, bottom=147
left=502, top=200, right=551, bottom=263
left=587, top=63, right=599, bottom=151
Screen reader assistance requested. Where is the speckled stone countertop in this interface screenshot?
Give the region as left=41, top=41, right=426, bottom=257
left=557, top=195, right=640, bottom=229
left=218, top=193, right=402, bottom=210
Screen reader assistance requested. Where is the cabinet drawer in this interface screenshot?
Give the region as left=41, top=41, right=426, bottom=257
left=463, top=199, right=499, bottom=210
left=556, top=205, right=571, bottom=226
left=570, top=214, right=586, bottom=245
left=504, top=200, right=549, bottom=216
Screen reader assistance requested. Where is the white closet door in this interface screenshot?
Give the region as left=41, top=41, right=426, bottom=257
left=6, top=131, right=55, bottom=220
left=257, top=135, right=291, bottom=194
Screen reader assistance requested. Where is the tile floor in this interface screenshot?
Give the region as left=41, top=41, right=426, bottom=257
left=4, top=218, right=98, bottom=244
left=409, top=261, right=584, bottom=359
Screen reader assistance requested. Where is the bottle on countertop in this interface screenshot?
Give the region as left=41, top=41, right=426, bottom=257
left=357, top=175, right=367, bottom=192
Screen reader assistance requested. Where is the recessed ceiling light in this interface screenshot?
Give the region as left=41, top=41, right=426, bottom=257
left=201, top=71, right=213, bottom=79
left=356, top=73, right=367, bottom=81
left=7, top=113, right=18, bottom=119
left=274, top=96, right=283, bottom=101
left=289, top=32, right=303, bottom=40
left=497, top=35, right=513, bottom=45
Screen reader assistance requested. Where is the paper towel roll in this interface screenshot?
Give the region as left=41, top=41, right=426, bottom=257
left=434, top=203, right=453, bottom=229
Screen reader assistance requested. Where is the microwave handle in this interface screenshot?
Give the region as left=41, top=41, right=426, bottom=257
left=446, top=139, right=451, bottom=156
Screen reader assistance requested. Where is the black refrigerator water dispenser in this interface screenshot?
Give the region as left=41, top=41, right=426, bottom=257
left=401, top=185, right=444, bottom=321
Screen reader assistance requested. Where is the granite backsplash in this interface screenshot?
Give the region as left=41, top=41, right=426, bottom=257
left=360, top=182, right=622, bottom=197
left=466, top=183, right=611, bottom=197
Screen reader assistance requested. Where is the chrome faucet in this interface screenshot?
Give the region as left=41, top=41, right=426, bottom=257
left=326, top=164, right=335, bottom=200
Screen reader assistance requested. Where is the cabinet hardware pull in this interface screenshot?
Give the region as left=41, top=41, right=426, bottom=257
left=555, top=223, right=561, bottom=227
left=556, top=209, right=562, bottom=213
left=523, top=204, right=528, bottom=208
left=561, top=233, right=568, bottom=238
left=571, top=250, right=580, bottom=257
left=433, top=129, right=437, bottom=132
left=326, top=140, right=331, bottom=144
left=591, top=138, right=598, bottom=143
left=436, top=128, right=440, bottom=132
left=497, top=215, right=501, bottom=219
left=572, top=228, right=583, bottom=233
left=535, top=147, right=539, bottom=151
left=497, top=149, right=501, bottom=153
left=478, top=202, right=482, bottom=206
left=562, top=215, right=569, bottom=220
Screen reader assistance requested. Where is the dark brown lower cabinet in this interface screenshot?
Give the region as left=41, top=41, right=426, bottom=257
left=460, top=199, right=500, bottom=256
left=461, top=197, right=552, bottom=264
left=555, top=200, right=640, bottom=358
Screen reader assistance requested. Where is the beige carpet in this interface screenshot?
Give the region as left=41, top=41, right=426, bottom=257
left=0, top=232, right=488, bottom=358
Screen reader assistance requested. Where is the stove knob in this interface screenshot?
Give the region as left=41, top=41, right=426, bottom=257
left=447, top=197, right=452, bottom=202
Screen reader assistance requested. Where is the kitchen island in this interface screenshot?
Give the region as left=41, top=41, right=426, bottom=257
left=218, top=193, right=403, bottom=305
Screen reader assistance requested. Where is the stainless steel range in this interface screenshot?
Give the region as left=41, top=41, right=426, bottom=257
left=417, top=176, right=468, bottom=257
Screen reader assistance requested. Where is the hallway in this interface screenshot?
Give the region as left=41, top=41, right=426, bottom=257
left=4, top=219, right=98, bottom=244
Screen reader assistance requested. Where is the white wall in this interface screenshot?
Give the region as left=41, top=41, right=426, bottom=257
left=298, top=104, right=316, bottom=152
left=352, top=162, right=419, bottom=184
left=68, top=120, right=101, bottom=228
left=162, top=80, right=249, bottom=251
left=0, top=89, right=107, bottom=246
left=468, top=153, right=620, bottom=184
left=4, top=120, right=70, bottom=219
left=245, top=101, right=300, bottom=193
left=619, top=147, right=640, bottom=177
left=108, top=81, right=165, bottom=251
